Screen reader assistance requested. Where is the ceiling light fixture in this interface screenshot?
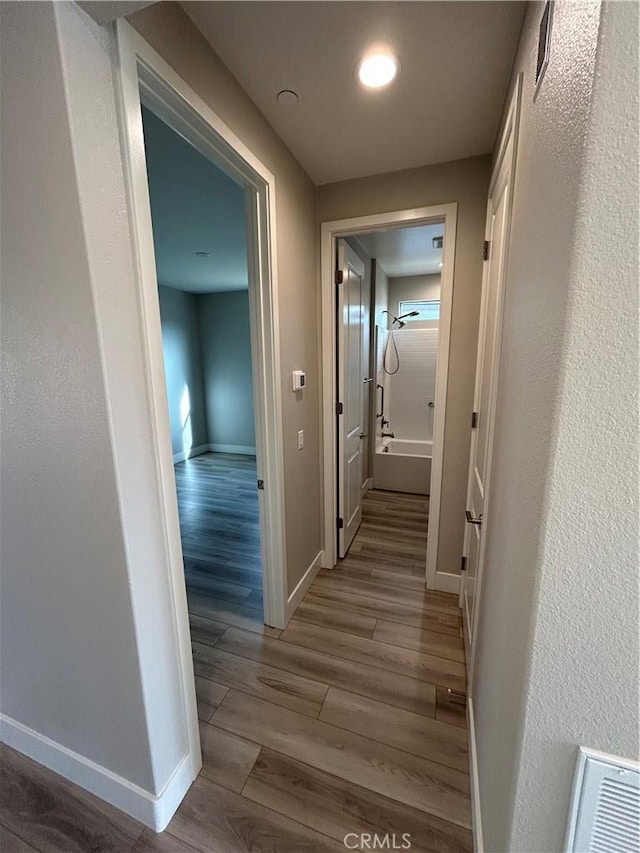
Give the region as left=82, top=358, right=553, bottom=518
left=195, top=251, right=210, bottom=257
left=356, top=53, right=399, bottom=89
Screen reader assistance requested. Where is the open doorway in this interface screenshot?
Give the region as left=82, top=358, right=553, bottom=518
left=116, top=21, right=289, bottom=780
left=141, top=106, right=264, bottom=632
left=321, top=205, right=457, bottom=588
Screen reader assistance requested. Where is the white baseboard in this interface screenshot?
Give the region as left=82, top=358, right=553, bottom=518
left=0, top=714, right=198, bottom=832
left=435, top=571, right=461, bottom=594
left=286, top=550, right=323, bottom=621
left=208, top=443, right=256, bottom=456
left=467, top=697, right=484, bottom=853
left=172, top=443, right=209, bottom=464
left=361, top=477, right=374, bottom=495
left=321, top=551, right=334, bottom=569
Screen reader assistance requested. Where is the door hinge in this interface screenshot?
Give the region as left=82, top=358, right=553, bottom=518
left=336, top=401, right=343, bottom=415
left=471, top=411, right=479, bottom=429
left=257, top=479, right=264, bottom=490
left=337, top=517, right=344, bottom=529
left=483, top=240, right=490, bottom=261
left=461, top=555, right=468, bottom=572
left=335, top=269, right=344, bottom=285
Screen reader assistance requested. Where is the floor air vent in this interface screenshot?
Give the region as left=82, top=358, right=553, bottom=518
left=565, top=747, right=640, bottom=852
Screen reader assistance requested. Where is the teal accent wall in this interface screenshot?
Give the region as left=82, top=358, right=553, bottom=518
left=157, top=286, right=208, bottom=457
left=198, top=291, right=255, bottom=450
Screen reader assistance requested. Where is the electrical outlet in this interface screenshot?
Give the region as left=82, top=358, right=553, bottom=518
left=297, top=429, right=304, bottom=450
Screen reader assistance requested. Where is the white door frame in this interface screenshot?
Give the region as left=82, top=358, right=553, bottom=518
left=461, top=75, right=522, bottom=689
left=114, top=19, right=288, bottom=764
left=321, top=204, right=457, bottom=586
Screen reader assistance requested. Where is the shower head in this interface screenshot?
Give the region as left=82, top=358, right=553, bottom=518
left=382, top=309, right=419, bottom=328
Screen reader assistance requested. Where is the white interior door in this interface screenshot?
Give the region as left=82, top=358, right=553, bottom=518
left=337, top=239, right=365, bottom=557
left=360, top=259, right=372, bottom=496
left=460, top=99, right=519, bottom=667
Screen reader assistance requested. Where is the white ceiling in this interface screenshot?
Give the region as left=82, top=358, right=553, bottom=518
left=181, top=1, right=525, bottom=185
left=356, top=223, right=444, bottom=277
left=142, top=106, right=248, bottom=293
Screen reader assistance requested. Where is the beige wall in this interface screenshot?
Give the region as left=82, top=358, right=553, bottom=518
left=473, top=2, right=639, bottom=851
left=1, top=0, right=189, bottom=802
left=318, top=156, right=491, bottom=577
left=129, top=3, right=322, bottom=595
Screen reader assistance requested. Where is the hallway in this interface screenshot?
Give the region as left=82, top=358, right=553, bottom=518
left=0, top=489, right=471, bottom=852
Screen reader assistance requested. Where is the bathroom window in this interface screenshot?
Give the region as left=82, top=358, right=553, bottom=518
left=399, top=300, right=440, bottom=321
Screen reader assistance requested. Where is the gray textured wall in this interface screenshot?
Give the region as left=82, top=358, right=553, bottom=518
left=158, top=286, right=208, bottom=456
left=0, top=1, right=189, bottom=798
left=473, top=2, right=640, bottom=850
left=198, top=290, right=256, bottom=451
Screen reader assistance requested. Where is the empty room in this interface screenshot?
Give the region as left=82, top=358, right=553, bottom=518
left=143, top=105, right=266, bottom=638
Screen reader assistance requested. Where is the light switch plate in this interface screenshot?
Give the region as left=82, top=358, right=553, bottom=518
left=297, top=429, right=304, bottom=450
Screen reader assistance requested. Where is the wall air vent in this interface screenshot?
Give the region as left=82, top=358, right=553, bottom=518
left=565, top=747, right=640, bottom=852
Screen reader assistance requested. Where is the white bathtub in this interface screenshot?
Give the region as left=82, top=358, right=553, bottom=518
left=373, top=438, right=432, bottom=495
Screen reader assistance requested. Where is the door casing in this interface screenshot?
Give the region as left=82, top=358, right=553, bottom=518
left=114, top=19, right=288, bottom=792
left=336, top=239, right=366, bottom=557
left=460, top=76, right=523, bottom=690
left=320, top=204, right=458, bottom=585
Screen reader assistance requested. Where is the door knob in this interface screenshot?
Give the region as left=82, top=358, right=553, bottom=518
left=359, top=433, right=367, bottom=439
left=363, top=377, right=374, bottom=383
left=465, top=510, right=483, bottom=526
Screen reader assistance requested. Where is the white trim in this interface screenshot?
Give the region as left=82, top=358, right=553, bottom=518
left=461, top=75, right=523, bottom=688
left=321, top=204, right=457, bottom=580
left=467, top=698, right=484, bottom=853
left=286, top=551, right=324, bottom=621
left=362, top=477, right=374, bottom=494
left=208, top=443, right=257, bottom=456
left=0, top=715, right=196, bottom=832
left=112, top=19, right=288, bottom=827
left=115, top=19, right=287, bottom=632
left=172, top=443, right=209, bottom=464
left=434, top=571, right=461, bottom=595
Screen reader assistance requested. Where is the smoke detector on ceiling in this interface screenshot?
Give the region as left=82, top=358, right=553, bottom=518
left=277, top=89, right=299, bottom=105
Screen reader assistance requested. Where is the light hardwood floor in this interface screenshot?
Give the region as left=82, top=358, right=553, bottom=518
left=0, top=475, right=471, bottom=852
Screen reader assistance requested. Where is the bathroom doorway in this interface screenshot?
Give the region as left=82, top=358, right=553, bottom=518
left=321, top=205, right=457, bottom=588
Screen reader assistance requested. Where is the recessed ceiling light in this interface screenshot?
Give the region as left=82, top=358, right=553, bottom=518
left=195, top=251, right=210, bottom=257
left=277, top=89, right=299, bottom=105
left=356, top=53, right=400, bottom=89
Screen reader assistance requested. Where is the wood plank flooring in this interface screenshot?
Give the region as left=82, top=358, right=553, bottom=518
left=175, top=453, right=264, bottom=624
left=1, top=484, right=472, bottom=852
